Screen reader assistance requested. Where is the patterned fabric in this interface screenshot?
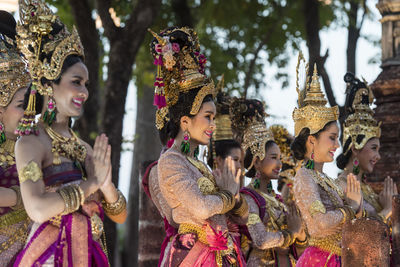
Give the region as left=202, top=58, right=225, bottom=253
left=296, top=246, right=340, bottom=267
left=293, top=168, right=344, bottom=264
left=157, top=146, right=246, bottom=266
left=14, top=162, right=108, bottom=267
left=0, top=165, right=31, bottom=267
left=241, top=188, right=295, bottom=267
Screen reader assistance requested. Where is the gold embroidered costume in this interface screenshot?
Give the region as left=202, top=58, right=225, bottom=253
left=0, top=11, right=31, bottom=265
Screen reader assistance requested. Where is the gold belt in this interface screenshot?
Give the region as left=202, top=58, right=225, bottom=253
left=178, top=223, right=208, bottom=244
left=0, top=209, right=28, bottom=228
left=309, top=232, right=342, bottom=256
left=49, top=213, right=104, bottom=240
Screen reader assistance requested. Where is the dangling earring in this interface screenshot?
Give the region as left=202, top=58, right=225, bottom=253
left=43, top=96, right=56, bottom=126
left=43, top=86, right=56, bottom=126
left=305, top=151, right=315, bottom=169
left=352, top=158, right=360, bottom=175
left=253, top=171, right=260, bottom=189
left=0, top=121, right=6, bottom=144
left=180, top=130, right=190, bottom=155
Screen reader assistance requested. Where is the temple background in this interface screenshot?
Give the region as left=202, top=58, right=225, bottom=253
left=1, top=0, right=398, bottom=266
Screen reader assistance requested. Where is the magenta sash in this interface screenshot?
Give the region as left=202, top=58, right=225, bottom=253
left=13, top=212, right=108, bottom=267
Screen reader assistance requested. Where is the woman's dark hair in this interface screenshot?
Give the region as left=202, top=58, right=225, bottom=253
left=158, top=90, right=214, bottom=145
left=244, top=140, right=276, bottom=178
left=336, top=73, right=371, bottom=169
left=207, top=139, right=241, bottom=168
left=291, top=120, right=336, bottom=161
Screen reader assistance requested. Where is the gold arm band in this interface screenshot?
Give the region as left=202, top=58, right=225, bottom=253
left=217, top=190, right=235, bottom=214
left=19, top=161, right=43, bottom=183
left=247, top=212, right=262, bottom=226
left=102, top=189, right=127, bottom=216
left=9, top=186, right=24, bottom=210
left=231, top=194, right=248, bottom=217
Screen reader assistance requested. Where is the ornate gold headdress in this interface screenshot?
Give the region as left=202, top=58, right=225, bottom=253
left=292, top=52, right=339, bottom=137
left=15, top=0, right=84, bottom=135
left=214, top=75, right=233, bottom=141
left=149, top=27, right=216, bottom=130
left=230, top=98, right=274, bottom=170
left=342, top=73, right=381, bottom=154
left=0, top=34, right=30, bottom=107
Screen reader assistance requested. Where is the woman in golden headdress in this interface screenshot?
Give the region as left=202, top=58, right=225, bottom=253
left=149, top=27, right=247, bottom=266
left=207, top=77, right=242, bottom=181
left=13, top=1, right=126, bottom=266
left=292, top=54, right=362, bottom=267
left=335, top=73, right=396, bottom=225
left=0, top=10, right=32, bottom=266
left=231, top=98, right=304, bottom=267
left=270, top=125, right=300, bottom=206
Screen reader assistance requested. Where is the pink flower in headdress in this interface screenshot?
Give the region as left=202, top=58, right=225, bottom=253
left=172, top=43, right=180, bottom=53
left=205, top=225, right=228, bottom=251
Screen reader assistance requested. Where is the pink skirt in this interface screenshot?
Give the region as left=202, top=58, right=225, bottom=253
left=296, top=246, right=340, bottom=267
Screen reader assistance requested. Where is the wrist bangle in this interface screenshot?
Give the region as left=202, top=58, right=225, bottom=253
left=281, top=230, right=295, bottom=248
left=295, top=236, right=308, bottom=247
left=231, top=194, right=248, bottom=217
left=102, top=189, right=127, bottom=216
left=57, top=184, right=84, bottom=215
left=217, top=190, right=235, bottom=214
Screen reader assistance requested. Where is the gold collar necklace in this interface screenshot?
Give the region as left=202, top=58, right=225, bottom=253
left=44, top=125, right=87, bottom=165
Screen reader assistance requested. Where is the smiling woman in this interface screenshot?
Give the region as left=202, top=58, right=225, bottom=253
left=148, top=27, right=248, bottom=266
left=12, top=1, right=126, bottom=266
left=291, top=57, right=362, bottom=267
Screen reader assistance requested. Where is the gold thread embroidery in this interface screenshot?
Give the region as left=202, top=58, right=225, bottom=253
left=197, top=177, right=217, bottom=195
left=247, top=212, right=262, bottom=226
left=19, top=161, right=43, bottom=183
left=310, top=200, right=326, bottom=217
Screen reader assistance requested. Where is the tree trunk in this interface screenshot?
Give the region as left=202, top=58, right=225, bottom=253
left=123, top=76, right=162, bottom=266
left=346, top=1, right=359, bottom=75
left=67, top=0, right=100, bottom=144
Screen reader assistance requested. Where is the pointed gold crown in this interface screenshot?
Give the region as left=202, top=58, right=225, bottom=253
left=343, top=74, right=381, bottom=154
left=0, top=35, right=30, bottom=107
left=214, top=75, right=233, bottom=141
left=230, top=98, right=274, bottom=169
left=149, top=27, right=215, bottom=130
left=292, top=53, right=339, bottom=137
left=15, top=0, right=84, bottom=135
left=16, top=0, right=84, bottom=96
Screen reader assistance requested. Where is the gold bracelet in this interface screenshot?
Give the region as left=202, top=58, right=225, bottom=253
left=217, top=190, right=235, bottom=214
left=58, top=187, right=71, bottom=215
left=247, top=213, right=262, bottom=226
left=338, top=208, right=347, bottom=224
left=231, top=194, right=248, bottom=217
left=102, top=190, right=127, bottom=216
left=295, top=236, right=308, bottom=247
left=75, top=184, right=85, bottom=206
left=19, top=161, right=43, bottom=183
left=9, top=186, right=24, bottom=210
left=281, top=230, right=295, bottom=248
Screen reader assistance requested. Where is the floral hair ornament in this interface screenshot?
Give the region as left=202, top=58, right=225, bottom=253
left=15, top=0, right=84, bottom=135
left=149, top=27, right=216, bottom=130
left=292, top=52, right=339, bottom=137
left=342, top=73, right=381, bottom=154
